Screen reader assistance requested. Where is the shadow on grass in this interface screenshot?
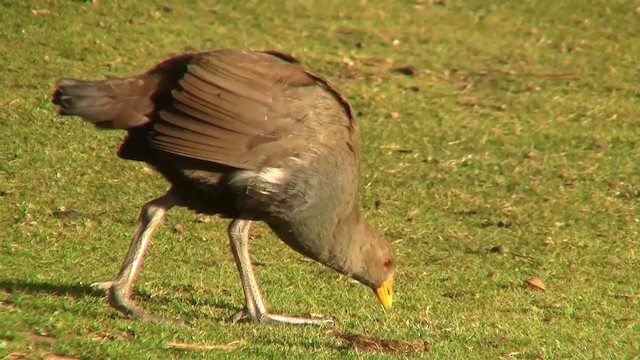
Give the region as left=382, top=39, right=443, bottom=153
left=1, top=278, right=240, bottom=322
left=142, top=292, right=240, bottom=313
left=0, top=279, right=103, bottom=298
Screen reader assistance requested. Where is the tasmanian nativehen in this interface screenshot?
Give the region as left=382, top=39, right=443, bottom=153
left=51, top=49, right=394, bottom=325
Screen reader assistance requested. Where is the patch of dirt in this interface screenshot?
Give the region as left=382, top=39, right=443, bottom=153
left=18, top=333, right=80, bottom=360
left=332, top=331, right=429, bottom=354
left=50, top=207, right=82, bottom=220
left=28, top=333, right=57, bottom=345
left=392, top=65, right=419, bottom=76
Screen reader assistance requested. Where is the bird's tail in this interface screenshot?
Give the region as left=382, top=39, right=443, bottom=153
left=51, top=77, right=157, bottom=129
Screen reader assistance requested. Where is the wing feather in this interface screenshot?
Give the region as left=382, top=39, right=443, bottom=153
left=148, top=50, right=353, bottom=170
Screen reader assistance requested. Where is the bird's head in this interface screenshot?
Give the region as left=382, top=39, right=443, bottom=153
left=350, top=221, right=395, bottom=309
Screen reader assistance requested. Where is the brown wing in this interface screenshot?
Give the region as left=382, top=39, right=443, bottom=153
left=149, top=50, right=353, bottom=170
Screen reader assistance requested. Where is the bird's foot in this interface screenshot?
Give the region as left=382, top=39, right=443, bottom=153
left=93, top=281, right=186, bottom=326
left=228, top=307, right=334, bottom=326
left=90, top=280, right=115, bottom=290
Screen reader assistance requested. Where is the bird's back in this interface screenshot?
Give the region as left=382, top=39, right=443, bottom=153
left=52, top=49, right=359, bottom=220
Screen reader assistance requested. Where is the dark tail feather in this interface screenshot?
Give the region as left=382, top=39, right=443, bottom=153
left=51, top=77, right=156, bottom=129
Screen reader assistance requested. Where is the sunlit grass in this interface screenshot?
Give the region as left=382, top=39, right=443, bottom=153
left=1, top=0, right=638, bottom=358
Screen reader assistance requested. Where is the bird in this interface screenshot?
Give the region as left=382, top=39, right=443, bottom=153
left=51, top=49, right=395, bottom=325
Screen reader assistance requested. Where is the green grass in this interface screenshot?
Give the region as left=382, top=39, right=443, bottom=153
left=1, top=0, right=639, bottom=358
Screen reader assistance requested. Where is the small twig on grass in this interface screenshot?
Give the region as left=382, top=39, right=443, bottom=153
left=165, top=340, right=243, bottom=351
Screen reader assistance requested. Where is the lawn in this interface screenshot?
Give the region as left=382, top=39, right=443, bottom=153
left=1, top=0, right=638, bottom=358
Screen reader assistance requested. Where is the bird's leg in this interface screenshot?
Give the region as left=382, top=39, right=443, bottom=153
left=91, top=190, right=181, bottom=324
left=226, top=219, right=266, bottom=322
left=227, top=219, right=334, bottom=326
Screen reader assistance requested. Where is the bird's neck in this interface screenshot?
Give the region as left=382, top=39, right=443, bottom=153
left=266, top=199, right=366, bottom=275
left=324, top=202, right=368, bottom=274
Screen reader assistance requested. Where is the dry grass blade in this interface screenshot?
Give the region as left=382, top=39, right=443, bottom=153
left=165, top=340, right=243, bottom=351
left=8, top=353, right=28, bottom=360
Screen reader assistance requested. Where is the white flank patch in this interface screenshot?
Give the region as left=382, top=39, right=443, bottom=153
left=228, top=171, right=253, bottom=186
left=228, top=168, right=288, bottom=196
left=259, top=167, right=287, bottom=184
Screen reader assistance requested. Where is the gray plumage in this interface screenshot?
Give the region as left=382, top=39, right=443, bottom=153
left=51, top=49, right=394, bottom=324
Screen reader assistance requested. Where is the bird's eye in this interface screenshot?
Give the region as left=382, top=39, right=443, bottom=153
left=383, top=259, right=392, bottom=268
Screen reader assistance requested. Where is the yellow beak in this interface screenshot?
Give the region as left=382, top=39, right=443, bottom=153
left=375, top=279, right=393, bottom=309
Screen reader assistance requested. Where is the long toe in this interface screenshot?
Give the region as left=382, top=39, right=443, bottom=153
left=261, top=313, right=335, bottom=326
left=129, top=308, right=187, bottom=327
left=90, top=280, right=115, bottom=290
left=107, top=286, right=186, bottom=326
left=227, top=308, right=334, bottom=326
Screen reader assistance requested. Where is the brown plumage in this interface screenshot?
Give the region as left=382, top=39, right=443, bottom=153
left=52, top=49, right=394, bottom=325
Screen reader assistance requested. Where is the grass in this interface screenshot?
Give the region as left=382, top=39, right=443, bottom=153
left=1, top=0, right=639, bottom=358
